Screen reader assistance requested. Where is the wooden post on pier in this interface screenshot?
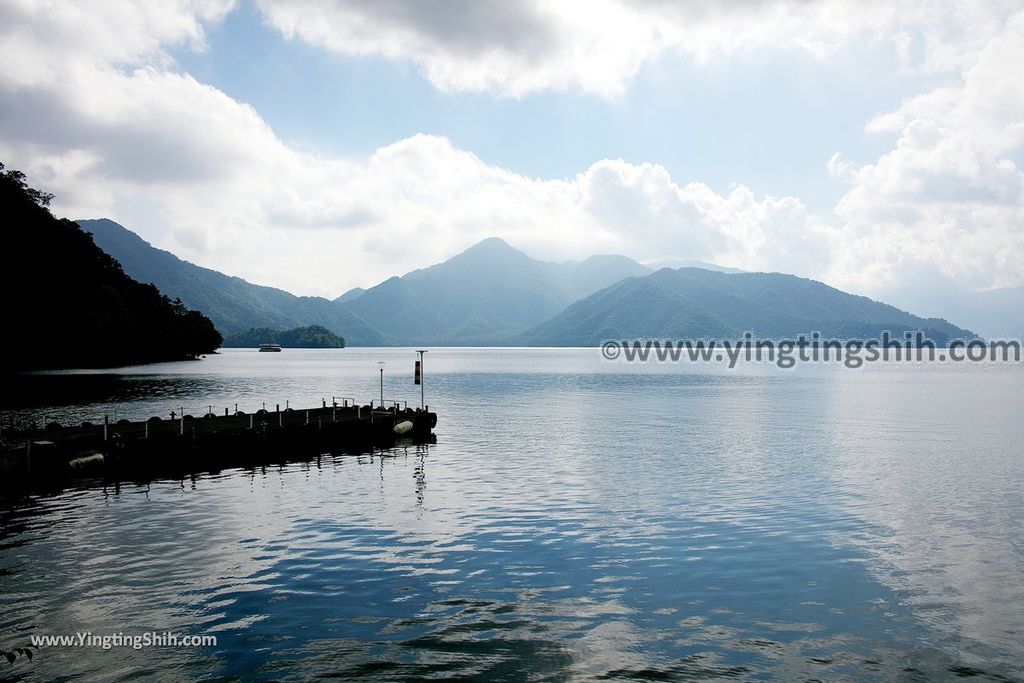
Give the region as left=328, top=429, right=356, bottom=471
left=249, top=413, right=254, bottom=430
left=103, top=415, right=108, bottom=442
left=179, top=407, right=184, bottom=436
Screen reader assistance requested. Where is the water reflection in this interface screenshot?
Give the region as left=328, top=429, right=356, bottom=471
left=823, top=367, right=1024, bottom=675
left=1, top=351, right=1022, bottom=681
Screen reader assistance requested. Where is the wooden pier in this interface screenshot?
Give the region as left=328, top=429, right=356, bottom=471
left=0, top=400, right=437, bottom=484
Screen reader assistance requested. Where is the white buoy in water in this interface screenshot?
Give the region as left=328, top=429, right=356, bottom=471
left=69, top=453, right=104, bottom=469
left=393, top=420, right=414, bottom=435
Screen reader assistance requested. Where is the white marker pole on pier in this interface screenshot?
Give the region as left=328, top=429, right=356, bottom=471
left=415, top=350, right=428, bottom=410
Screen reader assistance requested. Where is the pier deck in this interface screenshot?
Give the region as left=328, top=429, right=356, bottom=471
left=1, top=402, right=437, bottom=483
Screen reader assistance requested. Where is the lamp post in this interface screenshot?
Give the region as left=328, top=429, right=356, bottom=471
left=415, top=350, right=427, bottom=409
left=378, top=361, right=385, bottom=406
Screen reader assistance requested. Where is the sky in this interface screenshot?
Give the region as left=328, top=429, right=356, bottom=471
left=1, top=0, right=1022, bottom=314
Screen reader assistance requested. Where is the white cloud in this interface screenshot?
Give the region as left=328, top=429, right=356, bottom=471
left=0, top=0, right=234, bottom=86
left=0, top=0, right=835, bottom=294
left=829, top=11, right=1024, bottom=297
left=256, top=0, right=655, bottom=98
left=254, top=0, right=1014, bottom=97
left=0, top=0, right=1022, bottom=309
left=145, top=136, right=837, bottom=296
left=826, top=152, right=853, bottom=179
left=575, top=160, right=838, bottom=276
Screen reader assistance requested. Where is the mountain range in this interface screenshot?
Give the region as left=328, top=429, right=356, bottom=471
left=80, top=218, right=979, bottom=346
left=521, top=267, right=973, bottom=345
left=79, top=219, right=387, bottom=346
left=339, top=237, right=651, bottom=344
left=83, top=219, right=656, bottom=345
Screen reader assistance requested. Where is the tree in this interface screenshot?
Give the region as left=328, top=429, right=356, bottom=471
left=1, top=162, right=54, bottom=207
left=1, top=161, right=223, bottom=370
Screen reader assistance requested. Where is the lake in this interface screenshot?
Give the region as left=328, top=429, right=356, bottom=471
left=1, top=348, right=1022, bottom=681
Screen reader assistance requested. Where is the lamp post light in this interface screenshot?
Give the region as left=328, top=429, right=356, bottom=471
left=378, top=361, right=385, bottom=406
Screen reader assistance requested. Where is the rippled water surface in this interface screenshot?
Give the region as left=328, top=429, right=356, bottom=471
left=2, top=348, right=1022, bottom=681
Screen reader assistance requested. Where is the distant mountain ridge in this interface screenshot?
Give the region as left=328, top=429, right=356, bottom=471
left=341, top=237, right=653, bottom=344
left=80, top=218, right=979, bottom=348
left=335, top=287, right=366, bottom=302
left=82, top=220, right=656, bottom=346
left=79, top=219, right=386, bottom=345
left=522, top=267, right=976, bottom=345
left=645, top=259, right=745, bottom=274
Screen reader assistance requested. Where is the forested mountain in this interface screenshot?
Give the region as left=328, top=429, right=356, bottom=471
left=85, top=225, right=652, bottom=345
left=222, top=325, right=345, bottom=348
left=522, top=267, right=976, bottom=346
left=80, top=219, right=385, bottom=345
left=342, top=238, right=652, bottom=344
left=79, top=219, right=981, bottom=348
left=1, top=164, right=221, bottom=370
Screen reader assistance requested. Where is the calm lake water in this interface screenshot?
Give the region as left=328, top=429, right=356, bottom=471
left=1, top=348, right=1022, bottom=681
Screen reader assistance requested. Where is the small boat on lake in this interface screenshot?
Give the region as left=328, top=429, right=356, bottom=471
left=258, top=343, right=282, bottom=352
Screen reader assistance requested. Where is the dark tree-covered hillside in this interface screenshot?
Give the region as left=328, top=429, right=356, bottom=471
left=1, top=163, right=222, bottom=370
